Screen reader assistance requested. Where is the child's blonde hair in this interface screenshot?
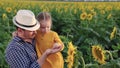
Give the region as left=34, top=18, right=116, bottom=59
left=36, top=12, right=52, bottom=23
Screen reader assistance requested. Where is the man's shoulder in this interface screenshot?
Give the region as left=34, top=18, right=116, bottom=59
left=6, top=37, right=25, bottom=52
left=6, top=41, right=21, bottom=52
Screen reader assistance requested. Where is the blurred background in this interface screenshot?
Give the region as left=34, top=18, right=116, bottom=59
left=0, top=0, right=120, bottom=68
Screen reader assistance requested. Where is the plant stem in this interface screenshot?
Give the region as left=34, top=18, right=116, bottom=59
left=106, top=50, right=113, bottom=60
left=80, top=56, right=85, bottom=68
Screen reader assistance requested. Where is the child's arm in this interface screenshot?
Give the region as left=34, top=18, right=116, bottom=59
left=37, top=45, right=62, bottom=66
left=54, top=32, right=64, bottom=51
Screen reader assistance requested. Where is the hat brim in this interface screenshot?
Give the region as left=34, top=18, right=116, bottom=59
left=13, top=16, right=40, bottom=31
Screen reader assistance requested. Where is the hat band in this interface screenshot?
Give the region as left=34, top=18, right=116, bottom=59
left=15, top=20, right=37, bottom=27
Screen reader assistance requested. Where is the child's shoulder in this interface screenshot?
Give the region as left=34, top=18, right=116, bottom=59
left=50, top=30, right=56, bottom=33
left=49, top=31, right=58, bottom=34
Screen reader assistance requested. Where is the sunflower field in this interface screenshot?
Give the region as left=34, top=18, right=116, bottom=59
left=0, top=0, right=120, bottom=68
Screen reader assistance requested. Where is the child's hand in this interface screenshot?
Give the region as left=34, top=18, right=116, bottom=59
left=46, top=46, right=62, bottom=55
left=12, top=31, right=17, bottom=37
left=52, top=43, right=61, bottom=49
left=45, top=43, right=62, bottom=55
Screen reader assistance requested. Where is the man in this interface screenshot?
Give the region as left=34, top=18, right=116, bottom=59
left=5, top=10, right=62, bottom=68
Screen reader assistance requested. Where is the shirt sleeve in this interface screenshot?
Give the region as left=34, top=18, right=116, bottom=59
left=54, top=32, right=64, bottom=51
left=5, top=47, right=40, bottom=68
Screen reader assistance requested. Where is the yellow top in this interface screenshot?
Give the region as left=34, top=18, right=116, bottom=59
left=35, top=30, right=64, bottom=68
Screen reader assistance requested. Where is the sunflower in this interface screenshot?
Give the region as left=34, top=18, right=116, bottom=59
left=6, top=7, right=12, bottom=13
left=100, top=10, right=105, bottom=14
left=67, top=42, right=76, bottom=55
left=92, top=45, right=106, bottom=64
left=97, top=5, right=103, bottom=10
left=110, top=32, right=114, bottom=40
left=110, top=26, right=117, bottom=40
left=87, top=6, right=93, bottom=10
left=107, top=14, right=112, bottom=19
left=66, top=56, right=74, bottom=68
left=105, top=6, right=112, bottom=11
left=14, top=9, right=17, bottom=14
left=87, top=14, right=93, bottom=21
left=2, top=13, right=7, bottom=20
left=43, top=8, right=49, bottom=12
left=66, top=42, right=77, bottom=68
left=91, top=10, right=96, bottom=16
left=74, top=9, right=77, bottom=14
left=113, top=26, right=117, bottom=32
left=80, top=12, right=87, bottom=20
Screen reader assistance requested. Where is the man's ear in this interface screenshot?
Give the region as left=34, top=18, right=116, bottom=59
left=17, top=28, right=24, bottom=34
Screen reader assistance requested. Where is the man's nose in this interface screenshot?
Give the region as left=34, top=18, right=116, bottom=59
left=45, top=28, right=48, bottom=31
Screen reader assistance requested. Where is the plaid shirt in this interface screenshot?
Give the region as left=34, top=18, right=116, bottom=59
left=5, top=36, right=40, bottom=68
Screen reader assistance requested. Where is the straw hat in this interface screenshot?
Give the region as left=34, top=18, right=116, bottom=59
left=13, top=10, right=40, bottom=31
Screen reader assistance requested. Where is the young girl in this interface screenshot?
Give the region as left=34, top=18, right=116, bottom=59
left=35, top=12, right=64, bottom=68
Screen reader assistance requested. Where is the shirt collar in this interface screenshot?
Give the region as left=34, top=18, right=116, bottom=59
left=13, top=36, right=35, bottom=45
left=13, top=36, right=24, bottom=42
